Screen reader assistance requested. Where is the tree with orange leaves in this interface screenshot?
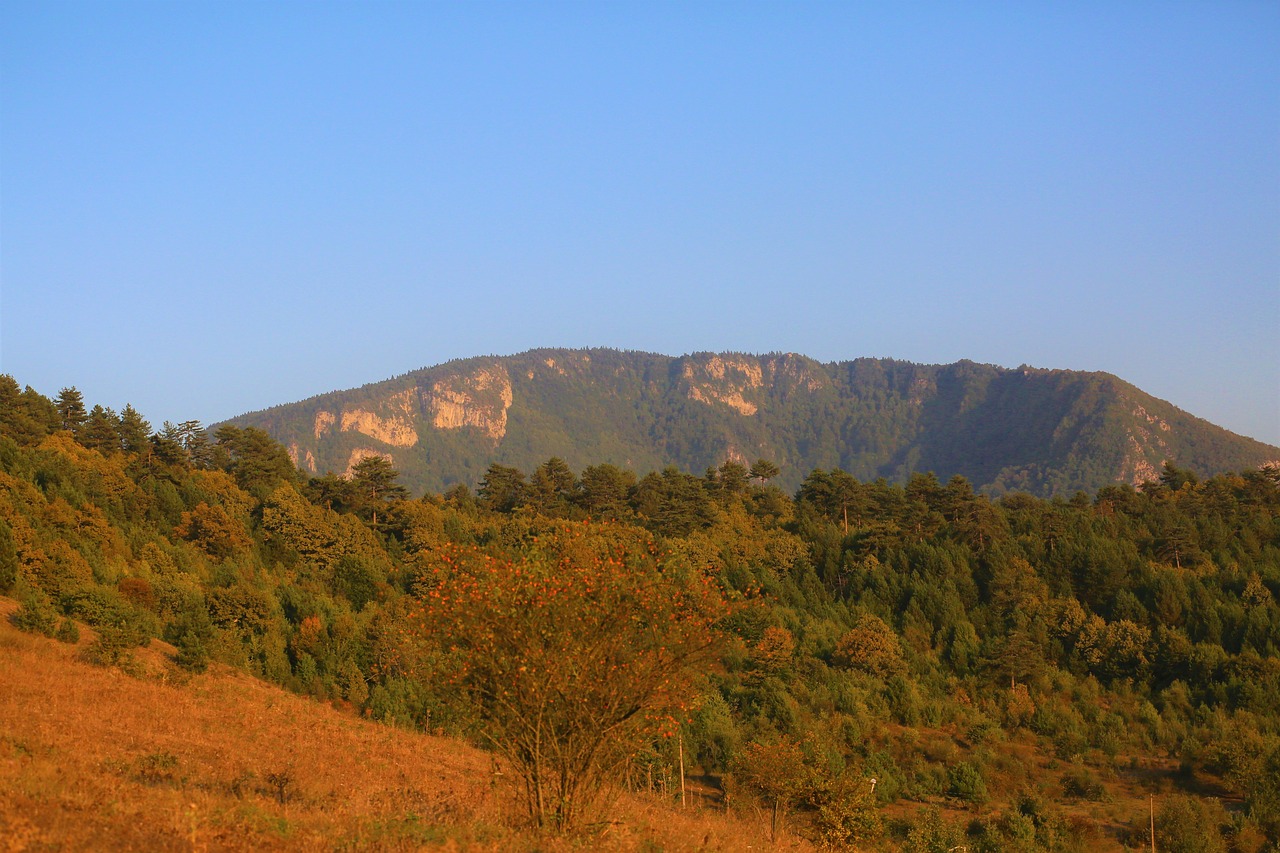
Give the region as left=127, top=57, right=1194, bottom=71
left=407, top=521, right=729, bottom=832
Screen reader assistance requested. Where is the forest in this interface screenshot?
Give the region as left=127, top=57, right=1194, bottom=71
left=2, top=375, right=1279, bottom=851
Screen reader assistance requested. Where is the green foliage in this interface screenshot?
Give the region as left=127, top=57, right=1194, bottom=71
left=902, top=806, right=964, bottom=852
left=54, top=617, right=80, bottom=644
left=946, top=760, right=988, bottom=804
left=4, top=372, right=1280, bottom=848
left=13, top=585, right=58, bottom=636
left=1135, top=794, right=1229, bottom=853
left=808, top=774, right=882, bottom=849
left=732, top=736, right=811, bottom=842
left=833, top=614, right=907, bottom=678
left=0, top=519, right=18, bottom=593
left=82, top=624, right=143, bottom=673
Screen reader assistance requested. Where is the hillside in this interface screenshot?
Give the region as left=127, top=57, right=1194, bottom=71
left=3, top=373, right=1279, bottom=851
left=0, top=596, right=776, bottom=851
left=222, top=349, right=1278, bottom=497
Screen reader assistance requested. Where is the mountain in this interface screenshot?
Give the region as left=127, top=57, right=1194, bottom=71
left=221, top=349, right=1278, bottom=497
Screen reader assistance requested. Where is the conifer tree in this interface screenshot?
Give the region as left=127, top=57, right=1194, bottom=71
left=81, top=405, right=121, bottom=454
left=116, top=404, right=152, bottom=454
left=55, top=387, right=88, bottom=434
left=350, top=455, right=409, bottom=529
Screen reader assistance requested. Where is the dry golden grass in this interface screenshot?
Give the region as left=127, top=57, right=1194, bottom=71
left=0, top=597, right=805, bottom=852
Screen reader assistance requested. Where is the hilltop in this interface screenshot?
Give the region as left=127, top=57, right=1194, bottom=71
left=223, top=349, right=1278, bottom=497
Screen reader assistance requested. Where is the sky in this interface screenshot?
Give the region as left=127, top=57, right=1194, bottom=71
left=2, top=1, right=1277, bottom=445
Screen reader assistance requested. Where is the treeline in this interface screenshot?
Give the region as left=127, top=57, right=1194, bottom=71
left=2, top=376, right=1279, bottom=850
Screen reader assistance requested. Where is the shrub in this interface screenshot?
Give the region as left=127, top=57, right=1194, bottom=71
left=134, top=752, right=180, bottom=786
left=174, top=627, right=210, bottom=673
left=82, top=625, right=142, bottom=674
left=903, top=807, right=964, bottom=852
left=946, top=760, right=988, bottom=804
left=12, top=587, right=57, bottom=637
left=54, top=617, right=80, bottom=644
left=808, top=774, right=883, bottom=849
left=0, top=520, right=17, bottom=593
left=1060, top=764, right=1107, bottom=801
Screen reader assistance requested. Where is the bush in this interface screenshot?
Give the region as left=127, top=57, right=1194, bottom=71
left=947, top=760, right=988, bottom=804
left=0, top=520, right=17, bottom=593
left=82, top=625, right=142, bottom=674
left=809, top=774, right=883, bottom=849
left=1060, top=764, right=1107, bottom=801
left=54, top=617, right=80, bottom=644
left=12, top=587, right=57, bottom=637
left=903, top=807, right=964, bottom=852
left=1123, top=794, right=1228, bottom=853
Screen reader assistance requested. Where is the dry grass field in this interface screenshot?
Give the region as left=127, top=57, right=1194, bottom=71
left=0, top=597, right=807, bottom=852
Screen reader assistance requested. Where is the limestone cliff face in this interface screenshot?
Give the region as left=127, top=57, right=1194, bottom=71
left=426, top=364, right=514, bottom=442
left=286, top=442, right=319, bottom=473
left=682, top=355, right=765, bottom=416
left=313, top=411, right=335, bottom=440
left=312, top=389, right=420, bottom=448
left=765, top=353, right=826, bottom=393
left=1119, top=403, right=1174, bottom=486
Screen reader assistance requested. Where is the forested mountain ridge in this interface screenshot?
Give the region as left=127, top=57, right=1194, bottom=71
left=222, top=349, right=1278, bottom=498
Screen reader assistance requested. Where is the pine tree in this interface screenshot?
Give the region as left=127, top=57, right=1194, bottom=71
left=116, top=404, right=152, bottom=454
left=55, top=387, right=88, bottom=434
left=81, top=405, right=121, bottom=454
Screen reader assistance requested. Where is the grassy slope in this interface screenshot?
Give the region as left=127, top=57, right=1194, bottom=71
left=0, top=597, right=796, bottom=852
left=0, top=595, right=1242, bottom=851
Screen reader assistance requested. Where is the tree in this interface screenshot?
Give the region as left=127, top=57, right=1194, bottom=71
left=350, top=454, right=409, bottom=528
left=176, top=502, right=251, bottom=559
left=81, top=405, right=121, bottom=454
left=527, top=457, right=576, bottom=515
left=833, top=614, right=907, bottom=678
left=575, top=463, right=635, bottom=519
left=0, top=519, right=18, bottom=594
left=715, top=461, right=750, bottom=500
left=214, top=425, right=297, bottom=497
left=631, top=466, right=712, bottom=537
left=406, top=524, right=727, bottom=831
left=152, top=422, right=189, bottom=467
left=175, top=419, right=214, bottom=468
left=306, top=472, right=358, bottom=514
left=749, top=458, right=780, bottom=486
left=796, top=468, right=865, bottom=532
left=0, top=375, right=58, bottom=445
left=478, top=463, right=526, bottom=513
left=116, top=404, right=152, bottom=455
left=733, top=737, right=810, bottom=842
left=55, top=387, right=88, bottom=434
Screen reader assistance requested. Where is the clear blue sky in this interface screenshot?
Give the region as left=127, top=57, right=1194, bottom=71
left=3, top=1, right=1278, bottom=446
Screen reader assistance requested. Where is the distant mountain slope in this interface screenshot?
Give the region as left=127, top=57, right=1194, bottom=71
left=222, top=349, right=1279, bottom=497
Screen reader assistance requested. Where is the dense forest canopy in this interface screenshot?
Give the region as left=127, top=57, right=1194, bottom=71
left=3, top=374, right=1279, bottom=850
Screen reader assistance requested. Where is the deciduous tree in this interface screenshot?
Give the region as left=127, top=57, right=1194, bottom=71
left=406, top=524, right=727, bottom=831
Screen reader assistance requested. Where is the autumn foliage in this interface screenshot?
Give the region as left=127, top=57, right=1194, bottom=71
left=404, top=522, right=729, bottom=831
